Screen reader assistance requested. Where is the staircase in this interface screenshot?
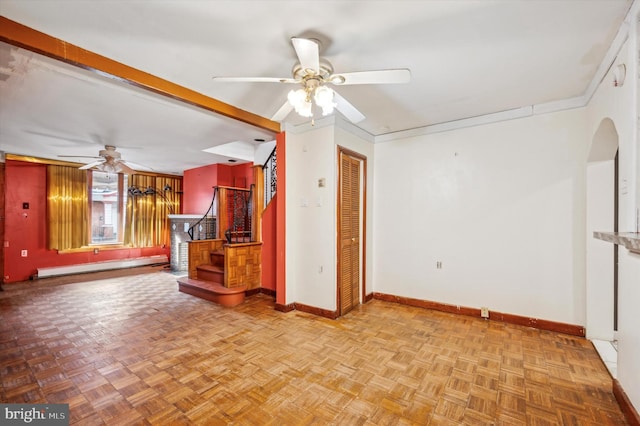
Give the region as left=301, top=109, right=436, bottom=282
left=179, top=162, right=272, bottom=307
left=197, top=249, right=225, bottom=283
left=178, top=248, right=247, bottom=307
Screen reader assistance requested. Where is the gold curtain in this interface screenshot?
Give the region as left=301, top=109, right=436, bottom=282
left=155, top=176, right=181, bottom=247
left=47, top=165, right=88, bottom=250
left=125, top=175, right=181, bottom=247
left=125, top=174, right=155, bottom=247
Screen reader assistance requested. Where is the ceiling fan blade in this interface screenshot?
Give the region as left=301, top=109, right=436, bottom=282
left=58, top=155, right=102, bottom=159
left=79, top=159, right=106, bottom=170
left=212, top=76, right=297, bottom=84
left=291, top=37, right=319, bottom=74
left=333, top=92, right=366, bottom=123
left=121, top=160, right=153, bottom=171
left=330, top=68, right=411, bottom=85
left=271, top=101, right=294, bottom=122
left=115, top=161, right=135, bottom=175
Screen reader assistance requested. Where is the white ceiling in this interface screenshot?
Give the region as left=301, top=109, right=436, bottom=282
left=0, top=0, right=633, bottom=175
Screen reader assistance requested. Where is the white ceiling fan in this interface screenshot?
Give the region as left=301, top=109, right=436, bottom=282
left=59, top=145, right=136, bottom=174
left=213, top=37, right=411, bottom=123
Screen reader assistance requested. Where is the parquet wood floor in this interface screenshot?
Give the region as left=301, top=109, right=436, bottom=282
left=0, top=270, right=627, bottom=425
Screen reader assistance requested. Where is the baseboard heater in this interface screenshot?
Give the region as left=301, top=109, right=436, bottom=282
left=36, top=255, right=169, bottom=279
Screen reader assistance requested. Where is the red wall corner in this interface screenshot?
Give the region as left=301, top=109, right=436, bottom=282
left=261, top=197, right=277, bottom=291
left=2, top=160, right=170, bottom=283
left=275, top=132, right=286, bottom=305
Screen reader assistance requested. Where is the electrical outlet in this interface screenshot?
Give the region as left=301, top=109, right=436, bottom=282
left=480, top=307, right=489, bottom=318
left=21, top=250, right=28, bottom=257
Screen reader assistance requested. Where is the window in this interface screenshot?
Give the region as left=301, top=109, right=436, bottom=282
left=48, top=164, right=180, bottom=251
left=89, top=171, right=128, bottom=244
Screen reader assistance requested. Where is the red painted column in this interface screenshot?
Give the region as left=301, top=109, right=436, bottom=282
left=275, top=132, right=287, bottom=306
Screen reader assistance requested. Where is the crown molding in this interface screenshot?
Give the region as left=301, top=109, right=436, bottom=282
left=283, top=115, right=376, bottom=143
left=373, top=1, right=636, bottom=144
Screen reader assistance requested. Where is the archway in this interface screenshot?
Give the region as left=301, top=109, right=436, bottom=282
left=586, top=118, right=619, bottom=374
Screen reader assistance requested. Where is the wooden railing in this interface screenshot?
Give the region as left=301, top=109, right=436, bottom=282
left=188, top=185, right=254, bottom=244
left=187, top=187, right=218, bottom=240
left=219, top=186, right=253, bottom=244
left=263, top=147, right=277, bottom=207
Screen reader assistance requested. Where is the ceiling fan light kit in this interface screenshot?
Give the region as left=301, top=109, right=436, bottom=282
left=94, top=160, right=134, bottom=175
left=287, top=81, right=337, bottom=118
left=313, top=86, right=337, bottom=116
left=212, top=36, right=410, bottom=123
left=60, top=145, right=136, bottom=174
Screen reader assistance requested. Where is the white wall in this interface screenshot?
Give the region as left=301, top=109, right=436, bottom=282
left=254, top=140, right=276, bottom=166
left=282, top=5, right=640, bottom=411
left=616, top=249, right=640, bottom=408
left=587, top=27, right=640, bottom=410
left=286, top=126, right=336, bottom=309
left=373, top=109, right=589, bottom=325
left=285, top=121, right=374, bottom=311
left=588, top=49, right=637, bottom=232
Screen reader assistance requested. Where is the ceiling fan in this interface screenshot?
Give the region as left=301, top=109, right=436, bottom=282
left=59, top=145, right=136, bottom=174
left=212, top=37, right=411, bottom=123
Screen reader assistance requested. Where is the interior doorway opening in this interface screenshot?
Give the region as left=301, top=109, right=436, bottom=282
left=586, top=117, right=619, bottom=377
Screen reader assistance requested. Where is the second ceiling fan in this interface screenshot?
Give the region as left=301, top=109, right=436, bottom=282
left=59, top=145, right=136, bottom=174
left=213, top=37, right=411, bottom=123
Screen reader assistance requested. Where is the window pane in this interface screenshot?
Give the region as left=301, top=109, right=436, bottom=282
left=91, top=172, right=120, bottom=244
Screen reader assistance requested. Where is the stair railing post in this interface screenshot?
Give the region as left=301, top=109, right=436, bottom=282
left=217, top=187, right=228, bottom=240
left=253, top=166, right=263, bottom=242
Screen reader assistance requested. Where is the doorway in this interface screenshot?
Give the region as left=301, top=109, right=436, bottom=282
left=586, top=118, right=619, bottom=377
left=337, top=147, right=366, bottom=316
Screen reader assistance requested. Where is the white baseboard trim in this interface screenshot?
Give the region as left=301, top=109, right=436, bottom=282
left=37, top=255, right=169, bottom=278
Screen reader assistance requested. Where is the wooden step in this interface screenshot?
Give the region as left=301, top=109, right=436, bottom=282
left=196, top=264, right=224, bottom=284
left=209, top=250, right=224, bottom=268
left=177, top=277, right=247, bottom=307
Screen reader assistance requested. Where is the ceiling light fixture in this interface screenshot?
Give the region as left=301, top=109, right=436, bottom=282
left=287, top=76, right=336, bottom=119
left=95, top=160, right=121, bottom=174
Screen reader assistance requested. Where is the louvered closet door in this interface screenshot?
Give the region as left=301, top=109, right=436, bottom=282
left=339, top=152, right=361, bottom=315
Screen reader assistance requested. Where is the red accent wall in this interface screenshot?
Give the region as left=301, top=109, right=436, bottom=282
left=3, top=160, right=169, bottom=283
left=2, top=159, right=260, bottom=283
left=217, top=163, right=253, bottom=188
left=183, top=164, right=219, bottom=214
left=183, top=163, right=254, bottom=214
left=237, top=163, right=254, bottom=188
left=216, top=164, right=233, bottom=187
left=275, top=132, right=286, bottom=305
left=261, top=196, right=277, bottom=291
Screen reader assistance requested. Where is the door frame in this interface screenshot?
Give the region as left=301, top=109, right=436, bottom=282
left=336, top=146, right=367, bottom=316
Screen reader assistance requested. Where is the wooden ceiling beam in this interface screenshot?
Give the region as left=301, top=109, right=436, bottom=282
left=0, top=16, right=280, bottom=134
